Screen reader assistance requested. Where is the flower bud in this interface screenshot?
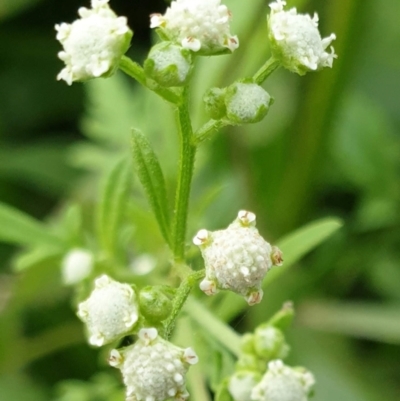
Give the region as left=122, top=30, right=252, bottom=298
left=228, top=371, right=261, bottom=401
left=61, top=248, right=93, bottom=285
left=139, top=286, right=173, bottom=322
left=225, top=82, right=272, bottom=124
left=77, top=275, right=139, bottom=346
left=109, top=328, right=198, bottom=401
left=150, top=0, right=239, bottom=56
left=253, top=325, right=289, bottom=361
left=251, top=360, right=315, bottom=401
left=55, top=0, right=132, bottom=85
left=203, top=87, right=227, bottom=120
left=268, top=0, right=337, bottom=75
left=144, top=42, right=192, bottom=87
left=193, top=210, right=282, bottom=305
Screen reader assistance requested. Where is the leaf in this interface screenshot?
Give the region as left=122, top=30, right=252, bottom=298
left=215, top=217, right=343, bottom=321
left=0, top=202, right=64, bottom=248
left=298, top=301, right=400, bottom=344
left=13, top=246, right=62, bottom=272
left=97, top=158, right=131, bottom=256
left=131, top=129, right=172, bottom=246
left=264, top=217, right=343, bottom=286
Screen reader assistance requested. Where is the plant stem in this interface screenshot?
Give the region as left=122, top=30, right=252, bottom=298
left=185, top=297, right=242, bottom=356
left=119, top=56, right=180, bottom=104
left=164, top=269, right=205, bottom=339
left=172, top=86, right=197, bottom=262
left=192, top=118, right=231, bottom=146
left=253, top=56, right=281, bottom=85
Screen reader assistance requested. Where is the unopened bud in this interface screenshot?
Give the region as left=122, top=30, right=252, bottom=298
left=144, top=42, right=192, bottom=87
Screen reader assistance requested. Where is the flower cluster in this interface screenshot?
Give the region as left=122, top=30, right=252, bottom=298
left=109, top=328, right=198, bottom=401
left=193, top=210, right=283, bottom=305
left=55, top=0, right=132, bottom=85
left=268, top=0, right=336, bottom=75
left=150, top=0, right=239, bottom=55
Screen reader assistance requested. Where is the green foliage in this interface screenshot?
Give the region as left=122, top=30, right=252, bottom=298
left=131, top=129, right=172, bottom=246
left=0, top=202, right=63, bottom=248
left=97, top=158, right=132, bottom=257
left=1, top=0, right=400, bottom=399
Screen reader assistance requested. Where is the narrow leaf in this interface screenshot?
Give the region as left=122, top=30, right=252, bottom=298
left=0, top=202, right=63, bottom=248
left=264, top=217, right=343, bottom=286
left=298, top=301, right=400, bottom=344
left=131, top=129, right=171, bottom=246
left=97, top=158, right=131, bottom=256
left=215, top=217, right=343, bottom=321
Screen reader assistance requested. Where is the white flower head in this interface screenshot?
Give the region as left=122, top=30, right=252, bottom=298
left=61, top=248, right=93, bottom=285
left=77, top=275, right=139, bottom=346
left=193, top=211, right=282, bottom=305
left=251, top=360, right=315, bottom=401
left=150, top=0, right=239, bottom=55
left=268, top=0, right=337, bottom=75
left=55, top=0, right=132, bottom=85
left=109, top=328, right=198, bottom=401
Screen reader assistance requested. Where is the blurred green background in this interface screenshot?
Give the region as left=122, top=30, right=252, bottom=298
left=0, top=0, right=400, bottom=400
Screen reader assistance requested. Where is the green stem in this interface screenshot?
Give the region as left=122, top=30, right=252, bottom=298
left=185, top=297, right=242, bottom=356
left=253, top=56, right=281, bottom=85
left=172, top=86, right=197, bottom=261
left=119, top=56, right=180, bottom=104
left=192, top=118, right=231, bottom=146
left=164, top=270, right=205, bottom=339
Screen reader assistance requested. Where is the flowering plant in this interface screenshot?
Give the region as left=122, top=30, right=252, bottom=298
left=0, top=1, right=344, bottom=400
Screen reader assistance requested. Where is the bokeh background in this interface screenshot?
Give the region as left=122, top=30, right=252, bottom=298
left=1, top=0, right=400, bottom=400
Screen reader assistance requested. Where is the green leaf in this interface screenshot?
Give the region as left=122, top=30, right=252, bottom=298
left=215, top=217, right=343, bottom=321
left=131, top=129, right=172, bottom=246
left=0, top=202, right=64, bottom=248
left=298, top=301, right=400, bottom=344
left=97, top=158, right=132, bottom=257
left=264, top=217, right=343, bottom=286
left=13, top=246, right=62, bottom=272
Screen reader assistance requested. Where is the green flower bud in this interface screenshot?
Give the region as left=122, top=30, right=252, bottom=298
left=144, top=42, right=192, bottom=87
left=240, top=333, right=256, bottom=354
left=253, top=325, right=289, bottom=361
left=139, top=286, right=173, bottom=322
left=203, top=87, right=227, bottom=119
left=225, top=82, right=272, bottom=124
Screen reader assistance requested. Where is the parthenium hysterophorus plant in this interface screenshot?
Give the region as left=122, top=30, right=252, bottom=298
left=54, top=1, right=337, bottom=400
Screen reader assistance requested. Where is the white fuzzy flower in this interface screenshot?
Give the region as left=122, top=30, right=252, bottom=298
left=251, top=360, right=315, bottom=401
left=268, top=0, right=336, bottom=75
left=77, top=275, right=139, bottom=346
left=150, top=0, right=239, bottom=55
left=55, top=0, right=132, bottom=85
left=109, top=328, right=198, bottom=401
left=61, top=248, right=93, bottom=285
left=193, top=211, right=282, bottom=305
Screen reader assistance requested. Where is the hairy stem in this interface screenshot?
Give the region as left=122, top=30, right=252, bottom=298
left=253, top=56, right=281, bottom=85
left=193, top=118, right=231, bottom=146
left=164, top=269, right=205, bottom=339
